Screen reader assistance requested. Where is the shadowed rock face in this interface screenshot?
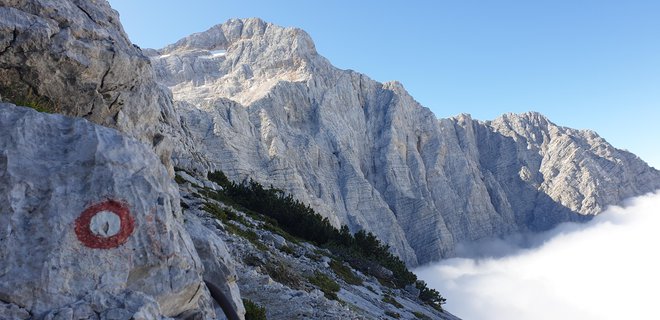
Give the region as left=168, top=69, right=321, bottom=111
left=151, top=18, right=660, bottom=265
left=0, top=104, right=206, bottom=318
left=0, top=0, right=205, bottom=171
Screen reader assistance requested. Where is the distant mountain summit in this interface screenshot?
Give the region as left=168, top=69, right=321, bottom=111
left=2, top=2, right=658, bottom=317
left=150, top=18, right=660, bottom=265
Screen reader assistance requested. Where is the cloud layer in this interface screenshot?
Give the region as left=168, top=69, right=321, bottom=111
left=414, top=191, right=660, bottom=320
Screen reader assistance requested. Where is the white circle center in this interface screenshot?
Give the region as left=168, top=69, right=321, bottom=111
left=89, top=210, right=122, bottom=237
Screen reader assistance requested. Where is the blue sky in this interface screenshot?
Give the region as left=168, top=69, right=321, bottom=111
left=108, top=0, right=660, bottom=168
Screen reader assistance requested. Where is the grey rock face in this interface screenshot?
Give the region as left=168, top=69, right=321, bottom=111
left=0, top=104, right=207, bottom=318
left=152, top=18, right=660, bottom=266
left=184, top=214, right=245, bottom=320
left=0, top=0, right=208, bottom=172
left=0, top=300, right=30, bottom=320
left=485, top=112, right=660, bottom=216
left=0, top=0, right=152, bottom=140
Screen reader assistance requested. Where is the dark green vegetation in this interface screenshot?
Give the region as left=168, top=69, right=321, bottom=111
left=278, top=245, right=295, bottom=255
left=382, top=293, right=404, bottom=308
left=205, top=171, right=447, bottom=310
left=416, top=281, right=447, bottom=311
left=413, top=311, right=432, bottom=319
left=174, top=173, right=187, bottom=185
left=242, top=254, right=304, bottom=290
left=308, top=271, right=341, bottom=300
left=243, top=299, right=267, bottom=320
left=385, top=310, right=401, bottom=319
left=265, top=260, right=303, bottom=289
left=329, top=259, right=363, bottom=285
left=201, top=203, right=268, bottom=251
left=0, top=85, right=59, bottom=113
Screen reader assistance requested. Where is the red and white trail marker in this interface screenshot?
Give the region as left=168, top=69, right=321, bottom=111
left=75, top=200, right=134, bottom=249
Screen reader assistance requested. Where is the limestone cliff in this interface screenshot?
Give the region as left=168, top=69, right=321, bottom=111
left=0, top=0, right=208, bottom=172
left=151, top=18, right=660, bottom=265
left=1, top=2, right=658, bottom=316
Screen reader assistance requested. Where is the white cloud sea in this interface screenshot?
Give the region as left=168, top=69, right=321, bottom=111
left=415, top=191, right=660, bottom=320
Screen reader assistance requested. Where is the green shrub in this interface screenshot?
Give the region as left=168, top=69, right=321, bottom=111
left=242, top=255, right=302, bottom=289
left=242, top=255, right=262, bottom=267
left=305, top=252, right=323, bottom=262
left=231, top=225, right=267, bottom=251
left=413, top=311, right=431, bottom=319
left=202, top=203, right=251, bottom=226
left=264, top=260, right=303, bottom=289
left=208, top=170, right=231, bottom=187
left=174, top=174, right=187, bottom=185
left=384, top=311, right=401, bottom=319
left=262, top=222, right=300, bottom=244
left=0, top=85, right=58, bottom=113
left=243, top=299, right=267, bottom=320
left=416, top=280, right=446, bottom=311
left=206, top=171, right=446, bottom=307
left=202, top=203, right=267, bottom=250
left=382, top=294, right=403, bottom=309
left=202, top=202, right=229, bottom=221
left=308, top=272, right=340, bottom=300
left=278, top=245, right=295, bottom=255
left=329, top=259, right=362, bottom=285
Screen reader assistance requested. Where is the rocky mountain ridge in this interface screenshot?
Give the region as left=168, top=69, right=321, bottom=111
left=0, top=2, right=459, bottom=318
left=1, top=1, right=659, bottom=318
left=150, top=18, right=660, bottom=265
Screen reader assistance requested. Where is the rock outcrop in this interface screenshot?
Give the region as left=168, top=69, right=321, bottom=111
left=185, top=214, right=245, bottom=319
left=0, top=104, right=210, bottom=319
left=151, top=18, right=660, bottom=265
left=0, top=0, right=210, bottom=172
left=0, top=0, right=154, bottom=142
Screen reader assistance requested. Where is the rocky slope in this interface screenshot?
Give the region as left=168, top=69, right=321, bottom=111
left=2, top=0, right=659, bottom=317
left=150, top=18, right=660, bottom=265
left=176, top=171, right=458, bottom=320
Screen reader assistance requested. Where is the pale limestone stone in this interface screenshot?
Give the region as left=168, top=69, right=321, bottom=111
left=152, top=19, right=660, bottom=265
left=0, top=0, right=212, bottom=174
left=0, top=104, right=206, bottom=318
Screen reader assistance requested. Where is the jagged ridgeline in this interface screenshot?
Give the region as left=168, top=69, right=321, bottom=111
left=2, top=0, right=659, bottom=317
left=200, top=170, right=446, bottom=310
left=153, top=18, right=660, bottom=266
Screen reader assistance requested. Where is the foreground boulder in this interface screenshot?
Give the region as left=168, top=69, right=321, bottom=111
left=184, top=214, right=245, bottom=319
left=0, top=104, right=207, bottom=319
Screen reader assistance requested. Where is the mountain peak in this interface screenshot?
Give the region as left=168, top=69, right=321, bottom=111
left=160, top=17, right=317, bottom=57
left=151, top=18, right=325, bottom=104
left=499, top=111, right=550, bottom=123
left=151, top=18, right=660, bottom=265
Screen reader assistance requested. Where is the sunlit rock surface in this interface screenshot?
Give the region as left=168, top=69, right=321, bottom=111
left=0, top=104, right=209, bottom=319
left=0, top=0, right=211, bottom=172
left=151, top=18, right=660, bottom=265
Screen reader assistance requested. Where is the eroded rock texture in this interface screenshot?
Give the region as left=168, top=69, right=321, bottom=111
left=0, top=104, right=207, bottom=319
left=151, top=18, right=660, bottom=265
left=0, top=0, right=211, bottom=171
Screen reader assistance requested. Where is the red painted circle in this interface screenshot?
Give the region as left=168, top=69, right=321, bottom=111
left=74, top=200, right=134, bottom=249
